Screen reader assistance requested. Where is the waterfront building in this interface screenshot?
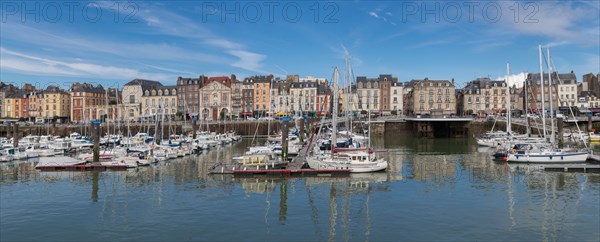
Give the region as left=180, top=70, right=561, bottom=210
left=577, top=91, right=599, bottom=113
left=289, top=79, right=317, bottom=115
left=250, top=75, right=274, bottom=117
left=271, top=80, right=292, bottom=116
left=390, top=82, right=404, bottom=114
left=141, top=85, right=178, bottom=120
left=231, top=79, right=243, bottom=118
left=241, top=78, right=255, bottom=117
left=41, top=85, right=71, bottom=123
left=27, top=90, right=43, bottom=121
left=316, top=83, right=332, bottom=115
left=525, top=72, right=571, bottom=113
left=177, top=75, right=207, bottom=118
left=356, top=75, right=398, bottom=115
left=557, top=79, right=578, bottom=108
left=199, top=76, right=233, bottom=120
left=339, top=84, right=358, bottom=114
left=581, top=73, right=599, bottom=95
left=3, top=90, right=28, bottom=119
left=356, top=77, right=380, bottom=113
left=69, top=83, right=106, bottom=122
left=461, top=78, right=507, bottom=116
left=0, top=82, right=18, bottom=118
left=509, top=86, right=524, bottom=115
left=405, top=78, right=456, bottom=116
left=122, top=79, right=163, bottom=121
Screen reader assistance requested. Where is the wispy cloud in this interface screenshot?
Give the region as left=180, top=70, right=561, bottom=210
left=0, top=48, right=174, bottom=81
left=130, top=2, right=269, bottom=72
left=227, top=50, right=267, bottom=74
left=490, top=1, right=599, bottom=47
left=369, top=12, right=379, bottom=18
left=405, top=38, right=457, bottom=50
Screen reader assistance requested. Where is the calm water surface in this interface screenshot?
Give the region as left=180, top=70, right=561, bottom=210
left=1, top=136, right=599, bottom=241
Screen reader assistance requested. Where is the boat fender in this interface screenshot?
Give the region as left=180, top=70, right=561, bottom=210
left=549, top=156, right=552, bottom=160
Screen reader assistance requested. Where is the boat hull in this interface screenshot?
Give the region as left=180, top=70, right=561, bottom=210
left=506, top=152, right=588, bottom=163
left=306, top=156, right=388, bottom=173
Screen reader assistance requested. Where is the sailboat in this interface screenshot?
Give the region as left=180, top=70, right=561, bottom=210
left=506, top=45, right=589, bottom=163
left=306, top=67, right=387, bottom=173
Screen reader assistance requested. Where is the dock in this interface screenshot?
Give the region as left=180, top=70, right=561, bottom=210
left=36, top=164, right=128, bottom=171
left=34, top=156, right=128, bottom=171
left=233, top=169, right=350, bottom=176
left=543, top=164, right=600, bottom=173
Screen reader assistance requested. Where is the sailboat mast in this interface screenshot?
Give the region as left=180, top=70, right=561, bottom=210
left=267, top=77, right=273, bottom=139
left=506, top=63, right=512, bottom=134
left=547, top=47, right=555, bottom=145
left=105, top=88, right=110, bottom=137
left=116, top=84, right=121, bottom=135
left=331, top=68, right=339, bottom=158
left=344, top=55, right=350, bottom=130
left=538, top=44, right=547, bottom=139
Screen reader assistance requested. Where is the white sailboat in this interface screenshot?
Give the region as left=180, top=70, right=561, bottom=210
left=306, top=67, right=387, bottom=173
left=506, top=45, right=589, bottom=163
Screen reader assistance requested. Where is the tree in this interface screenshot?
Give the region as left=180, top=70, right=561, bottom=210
left=391, top=110, right=398, bottom=115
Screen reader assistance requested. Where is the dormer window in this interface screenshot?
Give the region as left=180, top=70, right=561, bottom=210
left=145, top=90, right=149, bottom=96
left=164, top=90, right=169, bottom=95
left=151, top=90, right=156, bottom=96
left=172, top=90, right=176, bottom=95
left=158, top=90, right=163, bottom=96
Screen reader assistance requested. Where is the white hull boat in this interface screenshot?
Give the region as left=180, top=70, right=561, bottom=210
left=506, top=151, right=589, bottom=163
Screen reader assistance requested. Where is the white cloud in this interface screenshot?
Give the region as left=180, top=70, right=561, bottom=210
left=131, top=2, right=270, bottom=74
left=369, top=12, right=379, bottom=18
left=496, top=72, right=528, bottom=88
left=0, top=48, right=173, bottom=81
left=227, top=50, right=267, bottom=73
left=385, top=12, right=392, bottom=16
left=491, top=1, right=599, bottom=46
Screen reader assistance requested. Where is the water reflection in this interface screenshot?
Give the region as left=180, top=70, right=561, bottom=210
left=0, top=136, right=598, bottom=241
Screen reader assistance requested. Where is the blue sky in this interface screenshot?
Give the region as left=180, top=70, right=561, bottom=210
left=1, top=1, right=598, bottom=90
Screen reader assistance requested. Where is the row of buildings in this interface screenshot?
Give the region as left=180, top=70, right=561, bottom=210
left=1, top=72, right=598, bottom=122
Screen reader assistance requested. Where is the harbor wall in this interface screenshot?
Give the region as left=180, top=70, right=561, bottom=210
left=1, top=119, right=598, bottom=140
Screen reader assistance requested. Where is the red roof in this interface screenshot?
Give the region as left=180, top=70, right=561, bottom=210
left=205, top=76, right=232, bottom=87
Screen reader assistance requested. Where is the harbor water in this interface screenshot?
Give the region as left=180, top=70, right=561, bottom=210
left=1, top=136, right=599, bottom=241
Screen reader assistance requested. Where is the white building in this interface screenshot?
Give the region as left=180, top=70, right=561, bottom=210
left=557, top=79, right=577, bottom=107
left=289, top=81, right=317, bottom=114
left=141, top=86, right=178, bottom=119
left=122, top=79, right=163, bottom=120
left=390, top=82, right=403, bottom=114
left=199, top=77, right=232, bottom=120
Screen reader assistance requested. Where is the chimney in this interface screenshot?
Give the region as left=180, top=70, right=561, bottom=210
left=452, top=78, right=454, bottom=85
